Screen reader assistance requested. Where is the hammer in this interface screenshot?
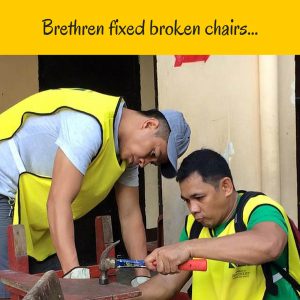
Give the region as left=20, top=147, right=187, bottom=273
left=99, top=240, right=207, bottom=285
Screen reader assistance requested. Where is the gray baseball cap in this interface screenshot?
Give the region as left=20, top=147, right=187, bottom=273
left=160, top=110, right=191, bottom=178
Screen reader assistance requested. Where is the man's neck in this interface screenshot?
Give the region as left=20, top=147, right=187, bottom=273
left=223, top=191, right=239, bottom=223
left=118, top=108, right=139, bottom=137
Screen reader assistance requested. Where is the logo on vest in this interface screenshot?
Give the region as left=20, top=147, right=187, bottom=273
left=232, top=269, right=250, bottom=279
left=229, top=263, right=250, bottom=279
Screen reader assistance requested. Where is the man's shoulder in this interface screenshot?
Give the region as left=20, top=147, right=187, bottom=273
left=246, top=200, right=288, bottom=233
left=239, top=191, right=284, bottom=213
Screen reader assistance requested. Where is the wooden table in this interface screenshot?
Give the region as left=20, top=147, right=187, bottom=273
left=0, top=270, right=141, bottom=299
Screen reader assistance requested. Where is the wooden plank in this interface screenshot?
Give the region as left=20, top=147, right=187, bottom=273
left=0, top=270, right=141, bottom=299
left=23, top=270, right=64, bottom=300
left=0, top=270, right=35, bottom=298
left=60, top=281, right=141, bottom=300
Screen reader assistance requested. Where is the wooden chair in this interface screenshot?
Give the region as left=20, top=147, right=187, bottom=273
left=3, top=215, right=189, bottom=299
left=2, top=216, right=122, bottom=299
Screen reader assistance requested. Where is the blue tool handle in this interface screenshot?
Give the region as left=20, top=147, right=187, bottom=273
left=115, top=258, right=146, bottom=268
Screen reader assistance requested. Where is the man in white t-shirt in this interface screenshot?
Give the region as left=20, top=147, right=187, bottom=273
left=0, top=88, right=191, bottom=298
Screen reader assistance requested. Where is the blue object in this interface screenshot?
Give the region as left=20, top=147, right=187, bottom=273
left=115, top=259, right=146, bottom=268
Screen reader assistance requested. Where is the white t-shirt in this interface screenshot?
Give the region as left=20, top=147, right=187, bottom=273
left=0, top=104, right=138, bottom=199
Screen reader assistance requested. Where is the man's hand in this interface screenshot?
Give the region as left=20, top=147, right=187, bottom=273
left=145, top=242, right=192, bottom=275
left=63, top=267, right=90, bottom=279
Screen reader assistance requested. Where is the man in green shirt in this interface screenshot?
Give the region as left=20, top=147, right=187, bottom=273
left=137, top=149, right=300, bottom=300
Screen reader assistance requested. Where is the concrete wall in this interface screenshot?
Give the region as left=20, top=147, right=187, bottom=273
left=155, top=55, right=297, bottom=244
left=278, top=56, right=297, bottom=216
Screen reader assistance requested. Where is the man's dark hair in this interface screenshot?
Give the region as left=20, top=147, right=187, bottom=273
left=176, top=149, right=233, bottom=189
left=139, top=109, right=170, bottom=141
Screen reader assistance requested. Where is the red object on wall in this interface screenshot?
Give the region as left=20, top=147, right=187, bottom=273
left=174, top=55, right=210, bottom=67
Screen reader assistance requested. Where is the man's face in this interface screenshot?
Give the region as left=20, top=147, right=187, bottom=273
left=119, top=125, right=168, bottom=168
left=179, top=172, right=231, bottom=228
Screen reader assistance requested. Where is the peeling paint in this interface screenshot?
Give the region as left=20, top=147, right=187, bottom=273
left=291, top=80, right=295, bottom=106
left=223, top=142, right=235, bottom=163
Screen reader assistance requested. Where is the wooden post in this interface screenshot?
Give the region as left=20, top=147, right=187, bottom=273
left=7, top=225, right=29, bottom=273
left=6, top=224, right=29, bottom=299
left=94, top=216, right=116, bottom=281
left=95, top=215, right=115, bottom=263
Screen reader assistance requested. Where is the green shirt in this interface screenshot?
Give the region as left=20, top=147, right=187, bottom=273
left=179, top=197, right=299, bottom=299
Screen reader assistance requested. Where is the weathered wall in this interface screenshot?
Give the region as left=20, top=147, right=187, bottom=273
left=156, top=55, right=296, bottom=244
left=0, top=56, right=38, bottom=112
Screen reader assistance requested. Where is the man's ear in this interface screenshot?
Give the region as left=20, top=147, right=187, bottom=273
left=220, top=177, right=234, bottom=197
left=142, top=118, right=159, bottom=129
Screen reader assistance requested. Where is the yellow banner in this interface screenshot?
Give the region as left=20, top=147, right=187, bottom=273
left=1, top=0, right=299, bottom=54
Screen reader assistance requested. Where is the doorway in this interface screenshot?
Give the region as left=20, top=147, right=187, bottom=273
left=38, top=55, right=145, bottom=264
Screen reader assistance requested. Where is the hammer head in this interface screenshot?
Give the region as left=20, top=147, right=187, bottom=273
left=99, top=240, right=120, bottom=285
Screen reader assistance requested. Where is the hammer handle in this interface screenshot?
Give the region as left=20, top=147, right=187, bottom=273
left=153, top=259, right=207, bottom=271
left=115, top=259, right=146, bottom=268
left=177, top=259, right=207, bottom=271
left=115, top=258, right=207, bottom=271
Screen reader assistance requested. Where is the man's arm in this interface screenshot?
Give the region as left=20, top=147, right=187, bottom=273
left=47, top=148, right=83, bottom=273
left=145, top=222, right=287, bottom=274
left=115, top=182, right=150, bottom=277
left=136, top=271, right=191, bottom=300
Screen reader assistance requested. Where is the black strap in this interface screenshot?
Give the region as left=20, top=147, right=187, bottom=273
left=235, top=191, right=279, bottom=296
left=272, top=262, right=300, bottom=292
left=234, top=190, right=265, bottom=232
left=184, top=214, right=203, bottom=240
left=261, top=264, right=279, bottom=296
left=190, top=219, right=203, bottom=239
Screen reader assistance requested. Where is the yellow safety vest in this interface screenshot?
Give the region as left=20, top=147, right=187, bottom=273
left=0, top=88, right=127, bottom=261
left=185, top=194, right=300, bottom=300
